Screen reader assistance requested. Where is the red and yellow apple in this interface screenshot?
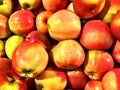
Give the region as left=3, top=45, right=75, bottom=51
left=49, top=39, right=85, bottom=70
left=80, top=20, right=114, bottom=50
left=84, top=80, right=103, bottom=90
left=110, top=10, right=120, bottom=40
left=36, top=10, right=53, bottom=34
left=12, top=41, right=49, bottom=78
left=73, top=0, right=105, bottom=18
left=102, top=68, right=120, bottom=90
left=35, top=66, right=67, bottom=90
left=66, top=67, right=88, bottom=90
left=84, top=50, right=114, bottom=80
left=8, top=10, right=35, bottom=35
left=42, top=0, right=69, bottom=12
left=47, top=9, right=81, bottom=41
left=0, top=14, right=11, bottom=39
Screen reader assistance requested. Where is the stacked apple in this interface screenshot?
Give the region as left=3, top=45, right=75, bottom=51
left=0, top=0, right=120, bottom=90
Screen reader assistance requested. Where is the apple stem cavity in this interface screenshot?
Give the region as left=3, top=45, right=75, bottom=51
left=22, top=3, right=31, bottom=10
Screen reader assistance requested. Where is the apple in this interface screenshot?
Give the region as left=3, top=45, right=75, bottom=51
left=0, top=40, right=5, bottom=57
left=49, top=39, right=85, bottom=70
left=102, top=68, right=120, bottom=90
left=80, top=20, right=114, bottom=50
left=110, top=10, right=120, bottom=40
left=42, top=0, right=69, bottom=12
left=73, top=0, right=105, bottom=19
left=25, top=31, right=50, bottom=51
left=47, top=9, right=81, bottom=41
left=0, top=72, right=27, bottom=90
left=8, top=10, right=35, bottom=35
left=35, top=65, right=67, bottom=90
left=84, top=80, right=103, bottom=90
left=111, top=40, right=120, bottom=64
left=0, top=14, right=11, bottom=39
left=12, top=41, right=49, bottom=78
left=5, top=35, right=24, bottom=60
left=66, top=67, right=88, bottom=90
left=98, top=0, right=120, bottom=24
left=0, top=58, right=13, bottom=73
left=0, top=0, right=13, bottom=17
left=18, top=0, right=42, bottom=10
left=36, top=10, right=53, bottom=34
left=84, top=50, right=114, bottom=80
left=67, top=2, right=74, bottom=12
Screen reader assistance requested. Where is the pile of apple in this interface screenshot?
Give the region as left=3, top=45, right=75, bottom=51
left=1, top=0, right=120, bottom=90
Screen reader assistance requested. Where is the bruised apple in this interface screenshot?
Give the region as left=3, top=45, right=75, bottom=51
left=42, top=0, right=68, bottom=12
left=36, top=10, right=53, bottom=34
left=73, top=0, right=105, bottom=18
left=80, top=20, right=114, bottom=50
left=8, top=10, right=35, bottom=35
left=102, top=68, right=120, bottom=90
left=12, top=41, right=49, bottom=78
left=84, top=50, right=114, bottom=80
left=47, top=9, right=81, bottom=41
left=35, top=66, right=67, bottom=90
left=49, top=39, right=85, bottom=70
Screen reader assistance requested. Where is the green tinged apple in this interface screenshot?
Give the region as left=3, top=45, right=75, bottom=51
left=5, top=35, right=24, bottom=60
left=0, top=0, right=13, bottom=17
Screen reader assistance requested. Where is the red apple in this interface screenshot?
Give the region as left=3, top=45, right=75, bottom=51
left=80, top=20, right=114, bottom=50
left=73, top=0, right=105, bottom=18
left=66, top=67, right=88, bottom=89
left=110, top=10, right=120, bottom=40
left=0, top=14, right=11, bottom=39
left=12, top=41, right=49, bottom=78
left=35, top=65, right=67, bottom=90
left=36, top=10, right=53, bottom=34
left=0, top=72, right=27, bottom=90
left=112, top=40, right=120, bottom=64
left=42, top=0, right=69, bottom=12
left=25, top=31, right=51, bottom=51
left=84, top=50, right=114, bottom=80
left=8, top=10, right=35, bottom=35
left=102, top=68, right=120, bottom=90
left=49, top=39, right=85, bottom=70
left=47, top=9, right=81, bottom=41
left=84, top=80, right=103, bottom=90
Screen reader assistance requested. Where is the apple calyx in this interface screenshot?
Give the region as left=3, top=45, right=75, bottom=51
left=22, top=3, right=31, bottom=10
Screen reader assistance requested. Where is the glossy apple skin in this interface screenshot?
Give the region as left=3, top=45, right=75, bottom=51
left=18, top=0, right=42, bottom=10
left=73, top=0, right=105, bottom=18
left=80, top=20, right=114, bottom=50
left=12, top=41, right=49, bottom=78
left=84, top=80, right=103, bottom=90
left=112, top=40, right=120, bottom=63
left=25, top=31, right=50, bottom=51
left=47, top=9, right=81, bottom=41
left=102, top=68, right=120, bottom=90
left=66, top=67, right=88, bottom=89
left=0, top=14, right=11, bottom=39
left=0, top=40, right=5, bottom=57
left=84, top=50, right=114, bottom=80
left=36, top=10, right=53, bottom=34
left=42, top=0, right=69, bottom=12
left=0, top=0, right=13, bottom=17
left=110, top=10, right=120, bottom=40
left=0, top=72, right=27, bottom=90
left=49, top=39, right=85, bottom=70
left=35, top=66, right=67, bottom=90
left=8, top=10, right=35, bottom=35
